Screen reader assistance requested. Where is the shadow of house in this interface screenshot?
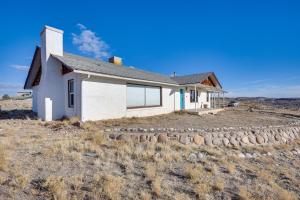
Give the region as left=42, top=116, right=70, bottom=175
left=0, top=109, right=37, bottom=120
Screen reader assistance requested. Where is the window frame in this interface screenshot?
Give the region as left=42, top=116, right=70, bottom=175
left=206, top=91, right=209, bottom=102
left=190, top=90, right=199, bottom=103
left=68, top=79, right=74, bottom=108
left=126, top=83, right=162, bottom=109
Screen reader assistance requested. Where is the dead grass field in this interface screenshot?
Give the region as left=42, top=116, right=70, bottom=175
left=0, top=99, right=300, bottom=199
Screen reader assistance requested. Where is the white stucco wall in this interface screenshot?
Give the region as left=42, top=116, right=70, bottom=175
left=182, top=87, right=211, bottom=110
left=32, top=86, right=39, bottom=113
left=63, top=72, right=81, bottom=118
left=81, top=76, right=180, bottom=121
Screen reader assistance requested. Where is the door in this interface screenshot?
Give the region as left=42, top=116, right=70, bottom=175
left=180, top=89, right=185, bottom=110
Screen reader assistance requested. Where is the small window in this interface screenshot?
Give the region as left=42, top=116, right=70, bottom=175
left=190, top=90, right=198, bottom=103
left=207, top=92, right=209, bottom=102
left=68, top=79, right=74, bottom=108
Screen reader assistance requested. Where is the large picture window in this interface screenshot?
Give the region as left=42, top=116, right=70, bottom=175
left=190, top=90, right=198, bottom=103
left=68, top=79, right=74, bottom=108
left=127, top=84, right=161, bottom=108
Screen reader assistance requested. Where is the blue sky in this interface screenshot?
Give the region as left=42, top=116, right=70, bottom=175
left=0, top=0, right=300, bottom=97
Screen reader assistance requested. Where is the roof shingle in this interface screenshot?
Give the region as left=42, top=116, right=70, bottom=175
left=52, top=53, right=178, bottom=85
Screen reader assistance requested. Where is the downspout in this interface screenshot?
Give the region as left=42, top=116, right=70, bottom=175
left=80, top=74, right=91, bottom=122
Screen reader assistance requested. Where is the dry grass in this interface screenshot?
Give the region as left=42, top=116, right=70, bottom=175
left=151, top=177, right=162, bottom=197
left=212, top=178, right=225, bottom=191
left=0, top=145, right=7, bottom=171
left=83, top=131, right=107, bottom=146
left=194, top=182, right=211, bottom=199
left=140, top=191, right=152, bottom=200
left=145, top=164, right=156, bottom=181
left=45, top=176, right=68, bottom=200
left=185, top=164, right=204, bottom=182
left=102, top=175, right=125, bottom=200
left=238, top=186, right=252, bottom=200
left=175, top=192, right=191, bottom=200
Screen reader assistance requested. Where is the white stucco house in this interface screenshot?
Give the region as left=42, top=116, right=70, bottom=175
left=24, top=26, right=226, bottom=121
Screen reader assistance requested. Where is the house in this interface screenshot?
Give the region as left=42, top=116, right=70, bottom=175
left=24, top=26, right=226, bottom=121
left=16, top=91, right=32, bottom=98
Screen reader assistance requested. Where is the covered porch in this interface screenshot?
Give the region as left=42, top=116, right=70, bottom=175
left=184, top=83, right=227, bottom=115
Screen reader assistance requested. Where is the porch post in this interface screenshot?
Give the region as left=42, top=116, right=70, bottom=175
left=222, top=92, right=225, bottom=108
left=194, top=84, right=197, bottom=110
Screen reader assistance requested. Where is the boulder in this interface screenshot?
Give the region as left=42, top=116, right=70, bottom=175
left=222, top=138, right=230, bottom=146
left=193, top=135, right=204, bottom=145
left=230, top=137, right=239, bottom=147
left=204, top=137, right=213, bottom=146
left=180, top=136, right=190, bottom=145
left=248, top=136, right=256, bottom=144
left=241, top=136, right=250, bottom=144
left=149, top=135, right=157, bottom=144
left=157, top=134, right=168, bottom=143
left=256, top=136, right=264, bottom=144
left=140, top=135, right=147, bottom=142
left=275, top=134, right=281, bottom=141
left=212, top=138, right=222, bottom=146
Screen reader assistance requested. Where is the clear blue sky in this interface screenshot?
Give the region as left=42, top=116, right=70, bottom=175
left=1, top=0, right=300, bottom=97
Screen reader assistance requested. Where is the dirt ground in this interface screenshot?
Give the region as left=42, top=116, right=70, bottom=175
left=0, top=99, right=300, bottom=200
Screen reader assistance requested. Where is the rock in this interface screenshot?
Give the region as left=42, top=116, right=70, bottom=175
left=149, top=135, right=157, bottom=144
left=188, top=153, right=197, bottom=162
left=212, top=138, right=222, bottom=146
left=275, top=134, right=281, bottom=141
left=149, top=128, right=155, bottom=133
left=241, top=136, right=250, bottom=144
left=117, top=134, right=130, bottom=142
left=204, top=137, right=213, bottom=146
left=256, top=136, right=264, bottom=144
left=104, top=128, right=111, bottom=132
left=157, top=134, right=168, bottom=143
left=180, top=136, right=190, bottom=145
left=140, top=135, right=147, bottom=142
left=84, top=152, right=98, bottom=158
left=245, top=153, right=253, bottom=158
left=248, top=136, right=256, bottom=144
left=222, top=138, right=230, bottom=146
left=193, top=135, right=204, bottom=145
left=230, top=137, right=239, bottom=147
left=224, top=132, right=231, bottom=139
left=197, top=152, right=205, bottom=159
left=238, top=153, right=245, bottom=158
left=267, top=152, right=272, bottom=156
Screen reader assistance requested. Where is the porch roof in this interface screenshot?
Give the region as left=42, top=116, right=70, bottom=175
left=183, top=83, right=227, bottom=93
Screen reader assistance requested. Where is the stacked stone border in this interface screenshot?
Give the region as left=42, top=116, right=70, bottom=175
left=104, top=123, right=300, bottom=147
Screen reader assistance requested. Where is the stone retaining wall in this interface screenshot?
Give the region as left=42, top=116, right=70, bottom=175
left=105, top=124, right=300, bottom=147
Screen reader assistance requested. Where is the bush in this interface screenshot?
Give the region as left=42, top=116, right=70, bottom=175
left=2, top=94, right=10, bottom=100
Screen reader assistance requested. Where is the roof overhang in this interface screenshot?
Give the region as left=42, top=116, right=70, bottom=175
left=73, top=69, right=180, bottom=87
left=24, top=46, right=41, bottom=89
left=183, top=83, right=227, bottom=93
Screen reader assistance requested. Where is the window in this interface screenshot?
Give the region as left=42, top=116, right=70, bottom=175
left=127, top=84, right=161, bottom=108
left=207, top=92, right=209, bottom=102
left=68, top=79, right=74, bottom=108
left=190, top=90, right=198, bottom=103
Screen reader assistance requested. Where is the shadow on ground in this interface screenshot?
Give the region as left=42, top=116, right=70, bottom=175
left=0, top=109, right=37, bottom=120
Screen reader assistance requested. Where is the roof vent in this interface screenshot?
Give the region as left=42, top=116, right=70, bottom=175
left=109, top=56, right=122, bottom=65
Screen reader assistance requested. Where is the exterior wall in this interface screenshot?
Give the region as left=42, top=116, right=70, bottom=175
left=32, top=86, right=39, bottom=113
left=63, top=72, right=81, bottom=118
left=81, top=76, right=180, bottom=121
left=182, top=87, right=211, bottom=110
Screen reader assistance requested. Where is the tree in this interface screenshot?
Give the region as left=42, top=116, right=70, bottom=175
left=2, top=94, right=10, bottom=100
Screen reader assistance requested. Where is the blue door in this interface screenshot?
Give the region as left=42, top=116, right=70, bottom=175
left=180, top=89, right=185, bottom=110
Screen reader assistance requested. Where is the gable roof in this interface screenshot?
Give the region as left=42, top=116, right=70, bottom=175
left=24, top=46, right=41, bottom=89
left=171, top=72, right=222, bottom=88
left=24, top=47, right=223, bottom=89
left=52, top=53, right=178, bottom=85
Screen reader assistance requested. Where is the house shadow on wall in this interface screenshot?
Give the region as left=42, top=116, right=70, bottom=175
left=0, top=109, right=37, bottom=120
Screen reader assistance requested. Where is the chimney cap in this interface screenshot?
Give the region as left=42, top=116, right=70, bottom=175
left=109, top=56, right=122, bottom=65
left=40, top=25, right=64, bottom=35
